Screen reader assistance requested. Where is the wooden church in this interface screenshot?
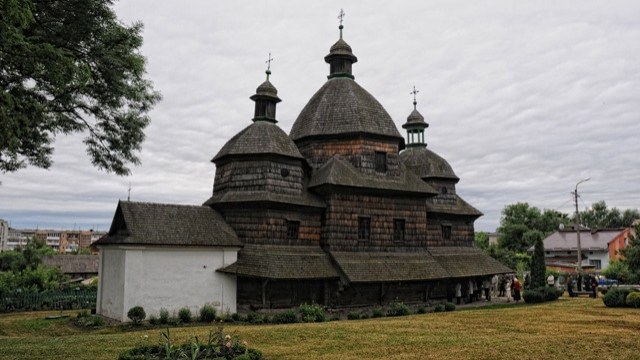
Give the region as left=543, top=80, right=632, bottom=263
left=95, top=21, right=510, bottom=320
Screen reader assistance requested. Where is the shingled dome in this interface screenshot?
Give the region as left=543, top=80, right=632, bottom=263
left=404, top=109, right=427, bottom=127
left=212, top=121, right=303, bottom=162
left=400, top=147, right=459, bottom=182
left=290, top=78, right=403, bottom=142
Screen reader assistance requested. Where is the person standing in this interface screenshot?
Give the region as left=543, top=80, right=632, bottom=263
left=491, top=275, right=499, bottom=297
left=468, top=279, right=475, bottom=303
left=513, top=277, right=522, bottom=302
left=524, top=273, right=531, bottom=290
left=483, top=278, right=491, bottom=301
left=547, top=273, right=555, bottom=287
left=499, top=275, right=506, bottom=297
left=455, top=282, right=462, bottom=304
left=590, top=277, right=598, bottom=298
left=505, top=277, right=512, bottom=302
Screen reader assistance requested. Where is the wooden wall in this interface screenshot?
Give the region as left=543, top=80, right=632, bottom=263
left=321, top=193, right=428, bottom=251
left=426, top=214, right=475, bottom=247
left=214, top=159, right=304, bottom=196
left=220, top=208, right=322, bottom=246
left=297, top=138, right=401, bottom=177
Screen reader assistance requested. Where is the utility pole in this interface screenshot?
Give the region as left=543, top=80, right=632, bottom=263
left=574, top=177, right=590, bottom=291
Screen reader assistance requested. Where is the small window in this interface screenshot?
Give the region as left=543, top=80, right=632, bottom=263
left=375, top=152, right=387, bottom=173
left=393, top=219, right=405, bottom=242
left=358, top=217, right=371, bottom=240
left=280, top=168, right=290, bottom=177
left=286, top=221, right=300, bottom=239
left=441, top=187, right=448, bottom=194
left=442, top=225, right=452, bottom=240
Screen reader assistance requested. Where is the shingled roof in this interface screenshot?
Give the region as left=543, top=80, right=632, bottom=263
left=290, top=78, right=403, bottom=143
left=400, top=147, right=459, bottom=182
left=218, top=244, right=339, bottom=279
left=329, top=250, right=450, bottom=282
left=541, top=229, right=625, bottom=252
left=42, top=255, right=98, bottom=275
left=308, top=155, right=438, bottom=195
left=212, top=121, right=303, bottom=162
left=94, top=201, right=241, bottom=247
left=203, top=189, right=326, bottom=208
left=426, top=194, right=483, bottom=217
left=428, top=247, right=512, bottom=278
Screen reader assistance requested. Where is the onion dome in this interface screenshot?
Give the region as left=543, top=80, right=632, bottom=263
left=290, top=22, right=402, bottom=144
left=212, top=66, right=302, bottom=163
left=402, top=87, right=429, bottom=148
left=324, top=22, right=358, bottom=79
left=250, top=68, right=281, bottom=123
left=400, top=147, right=459, bottom=182
left=290, top=78, right=403, bottom=143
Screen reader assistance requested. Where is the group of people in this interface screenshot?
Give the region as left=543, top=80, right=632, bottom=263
left=452, top=274, right=524, bottom=305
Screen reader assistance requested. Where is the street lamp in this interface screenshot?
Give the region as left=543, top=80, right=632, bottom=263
left=574, top=177, right=590, bottom=290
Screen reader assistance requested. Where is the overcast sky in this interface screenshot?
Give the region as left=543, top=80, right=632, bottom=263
left=1, top=1, right=639, bottom=232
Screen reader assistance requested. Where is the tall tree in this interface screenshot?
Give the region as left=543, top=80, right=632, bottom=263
left=529, top=231, right=546, bottom=288
left=1, top=0, right=161, bottom=175
left=620, top=222, right=640, bottom=282
left=474, top=231, right=489, bottom=250
left=578, top=201, right=639, bottom=229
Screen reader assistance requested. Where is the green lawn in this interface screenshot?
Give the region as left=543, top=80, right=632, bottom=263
left=0, top=298, right=639, bottom=359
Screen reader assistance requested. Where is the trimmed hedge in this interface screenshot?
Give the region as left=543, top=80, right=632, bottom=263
left=626, top=292, right=640, bottom=308
left=603, top=288, right=633, bottom=308
left=523, top=286, right=563, bottom=304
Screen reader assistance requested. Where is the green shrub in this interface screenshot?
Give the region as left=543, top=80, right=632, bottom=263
left=603, top=288, right=632, bottom=308
left=148, top=314, right=159, bottom=325
left=199, top=304, right=216, bottom=323
left=231, top=313, right=242, bottom=322
left=523, top=289, right=544, bottom=303
left=178, top=307, right=192, bottom=323
left=299, top=303, right=325, bottom=323
left=387, top=299, right=410, bottom=317
left=372, top=308, right=385, bottom=318
left=127, top=306, right=145, bottom=324
left=434, top=304, right=445, bottom=313
left=272, top=309, right=298, bottom=324
left=542, top=286, right=563, bottom=301
left=73, top=312, right=104, bottom=328
left=444, top=302, right=456, bottom=312
left=329, top=313, right=341, bottom=321
left=245, top=312, right=263, bottom=324
left=626, top=292, right=640, bottom=308
left=159, top=308, right=170, bottom=325
left=415, top=307, right=427, bottom=314
left=347, top=311, right=361, bottom=320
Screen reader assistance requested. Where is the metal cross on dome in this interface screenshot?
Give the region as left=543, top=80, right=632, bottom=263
left=265, top=52, right=274, bottom=80
left=411, top=85, right=420, bottom=108
left=338, top=9, right=345, bottom=26
left=266, top=52, right=274, bottom=71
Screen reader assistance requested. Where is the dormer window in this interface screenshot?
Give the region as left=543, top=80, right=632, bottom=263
left=375, top=152, right=387, bottom=173
left=358, top=216, right=371, bottom=240
left=393, top=219, right=405, bottom=242
left=286, top=220, right=300, bottom=239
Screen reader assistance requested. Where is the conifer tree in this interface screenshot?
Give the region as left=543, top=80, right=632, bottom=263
left=530, top=231, right=546, bottom=288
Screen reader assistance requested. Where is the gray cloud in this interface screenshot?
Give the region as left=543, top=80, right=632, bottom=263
left=1, top=1, right=639, bottom=232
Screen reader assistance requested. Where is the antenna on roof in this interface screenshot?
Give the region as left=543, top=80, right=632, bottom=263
left=127, top=182, right=131, bottom=201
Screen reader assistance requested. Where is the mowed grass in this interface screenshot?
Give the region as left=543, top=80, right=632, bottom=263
left=0, top=298, right=639, bottom=360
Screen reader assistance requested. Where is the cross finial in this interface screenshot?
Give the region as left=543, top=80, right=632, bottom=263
left=265, top=52, right=274, bottom=80
left=410, top=85, right=420, bottom=109
left=338, top=9, right=345, bottom=38
left=127, top=182, right=131, bottom=201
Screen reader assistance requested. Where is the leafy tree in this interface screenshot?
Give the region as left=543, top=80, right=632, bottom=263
left=578, top=201, right=639, bottom=229
left=474, top=231, right=489, bottom=250
left=529, top=232, right=546, bottom=288
left=620, top=223, right=640, bottom=283
left=601, top=259, right=634, bottom=284
left=498, top=223, right=529, bottom=252
left=1, top=0, right=161, bottom=175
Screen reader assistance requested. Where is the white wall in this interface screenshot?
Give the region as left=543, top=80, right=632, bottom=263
left=99, top=246, right=238, bottom=322
left=97, top=248, right=126, bottom=320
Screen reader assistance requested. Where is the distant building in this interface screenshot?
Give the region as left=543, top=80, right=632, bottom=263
left=488, top=232, right=500, bottom=246
left=3, top=226, right=106, bottom=253
left=41, top=255, right=99, bottom=279
left=608, top=220, right=639, bottom=261
left=540, top=228, right=627, bottom=272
